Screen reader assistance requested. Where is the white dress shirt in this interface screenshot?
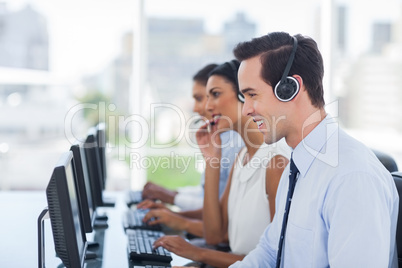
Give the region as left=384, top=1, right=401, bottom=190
left=230, top=115, right=399, bottom=268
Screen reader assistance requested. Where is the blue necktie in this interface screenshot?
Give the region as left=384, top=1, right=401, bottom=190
left=276, top=156, right=299, bottom=268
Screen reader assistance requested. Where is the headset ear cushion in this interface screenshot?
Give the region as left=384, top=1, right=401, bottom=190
left=274, top=76, right=300, bottom=102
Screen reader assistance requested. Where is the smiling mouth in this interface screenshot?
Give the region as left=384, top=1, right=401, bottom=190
left=253, top=118, right=264, bottom=129
left=211, top=115, right=221, bottom=125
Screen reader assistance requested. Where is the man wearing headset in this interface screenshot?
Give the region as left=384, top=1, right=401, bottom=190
left=229, top=32, right=399, bottom=267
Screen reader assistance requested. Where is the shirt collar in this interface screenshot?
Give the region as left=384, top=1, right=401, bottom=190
left=292, top=114, right=339, bottom=177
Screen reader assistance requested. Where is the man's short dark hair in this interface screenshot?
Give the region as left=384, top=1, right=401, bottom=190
left=233, top=32, right=325, bottom=108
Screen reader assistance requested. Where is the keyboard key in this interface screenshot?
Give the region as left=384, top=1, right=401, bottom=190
left=126, top=190, right=143, bottom=206
left=123, top=209, right=163, bottom=231
left=127, top=229, right=172, bottom=263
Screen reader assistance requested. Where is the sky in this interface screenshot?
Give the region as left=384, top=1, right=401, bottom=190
left=2, top=0, right=401, bottom=80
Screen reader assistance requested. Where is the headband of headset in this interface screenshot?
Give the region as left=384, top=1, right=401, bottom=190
left=274, top=36, right=300, bottom=102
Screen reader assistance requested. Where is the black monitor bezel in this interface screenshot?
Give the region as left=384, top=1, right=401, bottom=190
left=46, top=151, right=87, bottom=268
left=84, top=129, right=104, bottom=208
left=95, top=122, right=107, bottom=190
left=70, top=142, right=96, bottom=233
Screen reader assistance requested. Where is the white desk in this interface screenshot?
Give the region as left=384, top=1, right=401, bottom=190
left=0, top=191, right=191, bottom=267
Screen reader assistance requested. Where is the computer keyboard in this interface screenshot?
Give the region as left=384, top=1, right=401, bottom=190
left=126, top=190, right=143, bottom=207
left=127, top=229, right=172, bottom=263
left=123, top=209, right=162, bottom=231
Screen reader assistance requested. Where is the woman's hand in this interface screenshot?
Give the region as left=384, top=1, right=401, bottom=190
left=143, top=208, right=187, bottom=230
left=137, top=199, right=167, bottom=210
left=196, top=121, right=222, bottom=166
left=154, top=235, right=202, bottom=262
left=141, top=182, right=177, bottom=204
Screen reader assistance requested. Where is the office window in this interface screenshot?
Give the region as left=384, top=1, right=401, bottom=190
left=0, top=0, right=401, bottom=191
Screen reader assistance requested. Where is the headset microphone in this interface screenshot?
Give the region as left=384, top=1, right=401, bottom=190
left=274, top=36, right=300, bottom=102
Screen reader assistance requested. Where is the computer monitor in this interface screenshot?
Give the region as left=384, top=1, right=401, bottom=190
left=84, top=129, right=104, bottom=208
left=95, top=122, right=107, bottom=190
left=46, top=151, right=88, bottom=268
left=84, top=129, right=114, bottom=207
left=70, top=142, right=96, bottom=233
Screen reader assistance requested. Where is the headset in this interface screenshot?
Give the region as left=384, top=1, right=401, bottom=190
left=228, top=60, right=245, bottom=103
left=274, top=36, right=300, bottom=102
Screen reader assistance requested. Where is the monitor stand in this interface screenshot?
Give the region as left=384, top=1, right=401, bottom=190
left=101, top=196, right=116, bottom=207
left=87, top=241, right=100, bottom=248
left=85, top=250, right=97, bottom=260
left=94, top=219, right=109, bottom=229
left=37, top=207, right=49, bottom=268
left=95, top=212, right=108, bottom=221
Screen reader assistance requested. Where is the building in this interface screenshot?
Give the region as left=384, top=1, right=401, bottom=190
left=85, top=13, right=257, bottom=116
left=0, top=3, right=49, bottom=70
left=372, top=22, right=392, bottom=53
left=0, top=4, right=74, bottom=190
left=222, top=12, right=256, bottom=58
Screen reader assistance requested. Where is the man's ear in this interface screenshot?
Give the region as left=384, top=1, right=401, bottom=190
left=293, top=75, right=303, bottom=89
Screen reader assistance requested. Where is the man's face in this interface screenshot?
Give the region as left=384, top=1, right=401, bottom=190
left=238, top=56, right=289, bottom=144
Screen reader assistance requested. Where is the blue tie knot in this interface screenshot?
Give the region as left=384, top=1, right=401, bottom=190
left=290, top=157, right=299, bottom=175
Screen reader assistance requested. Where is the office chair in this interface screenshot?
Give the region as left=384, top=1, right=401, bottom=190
left=392, top=172, right=402, bottom=267
left=372, top=149, right=398, bottom=173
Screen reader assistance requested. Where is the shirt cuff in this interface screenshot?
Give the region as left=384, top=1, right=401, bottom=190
left=176, top=185, right=203, bottom=195
left=173, top=191, right=203, bottom=210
